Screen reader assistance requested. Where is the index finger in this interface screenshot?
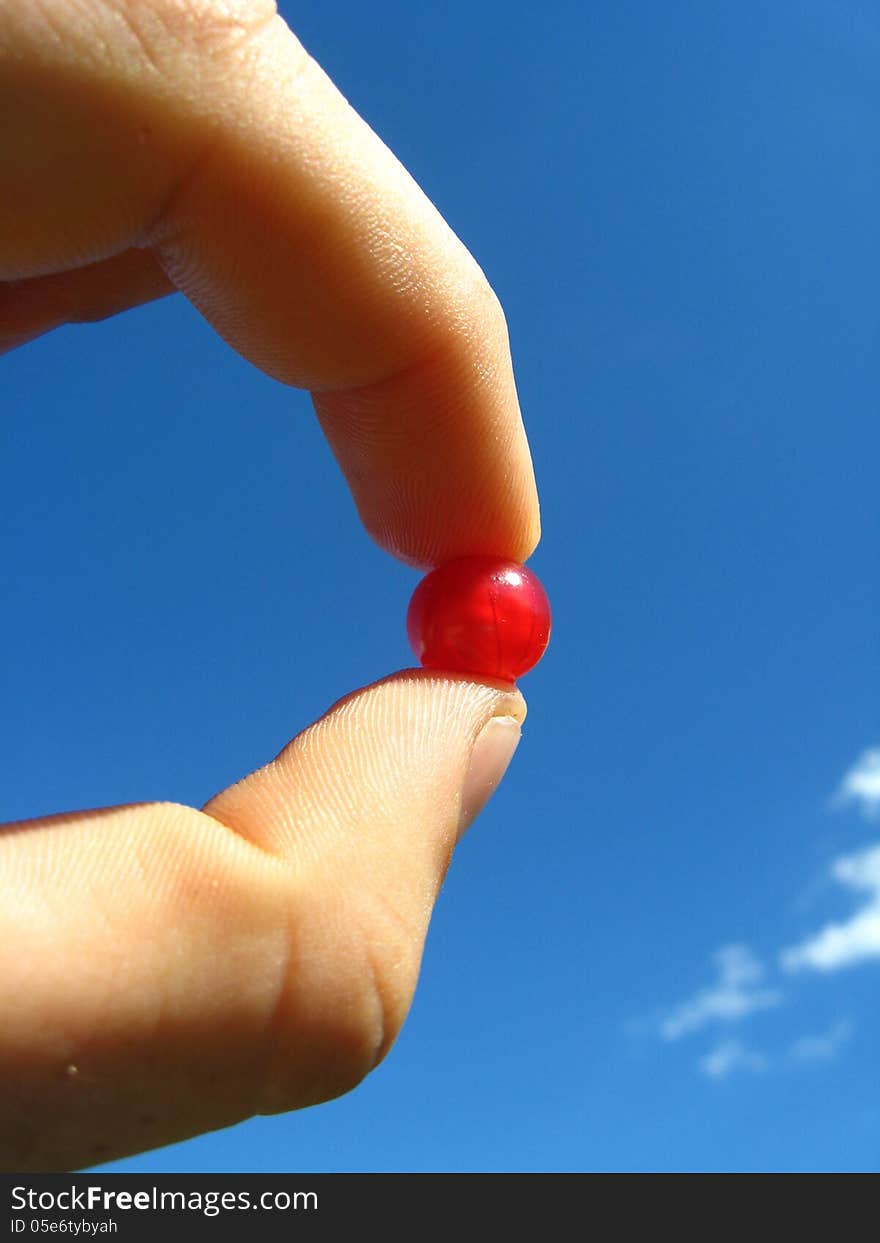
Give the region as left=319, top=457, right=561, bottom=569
left=1, top=0, right=540, bottom=566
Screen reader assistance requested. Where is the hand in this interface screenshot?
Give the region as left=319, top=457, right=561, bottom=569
left=0, top=0, right=540, bottom=1171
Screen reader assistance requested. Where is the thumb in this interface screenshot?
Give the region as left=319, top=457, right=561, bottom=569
left=203, top=670, right=525, bottom=1108
left=1, top=672, right=525, bottom=1171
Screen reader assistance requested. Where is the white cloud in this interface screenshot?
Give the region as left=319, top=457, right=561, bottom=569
left=788, top=1020, right=852, bottom=1065
left=653, top=749, right=879, bottom=1069
left=781, top=844, right=880, bottom=972
left=660, top=944, right=783, bottom=1041
left=835, top=748, right=880, bottom=818
left=699, top=1039, right=768, bottom=1080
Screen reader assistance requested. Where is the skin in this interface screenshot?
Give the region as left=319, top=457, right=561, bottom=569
left=0, top=0, right=541, bottom=1170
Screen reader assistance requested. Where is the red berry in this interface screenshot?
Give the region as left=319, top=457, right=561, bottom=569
left=407, top=557, right=551, bottom=683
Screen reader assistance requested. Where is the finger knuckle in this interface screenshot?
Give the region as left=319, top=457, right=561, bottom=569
left=259, top=892, right=419, bottom=1113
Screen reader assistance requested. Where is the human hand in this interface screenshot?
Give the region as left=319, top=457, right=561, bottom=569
left=0, top=0, right=540, bottom=1171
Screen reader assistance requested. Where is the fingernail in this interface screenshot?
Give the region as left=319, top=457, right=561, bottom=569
left=458, top=715, right=522, bottom=839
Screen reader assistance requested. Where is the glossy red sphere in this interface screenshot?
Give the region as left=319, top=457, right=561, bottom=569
left=407, top=557, right=551, bottom=683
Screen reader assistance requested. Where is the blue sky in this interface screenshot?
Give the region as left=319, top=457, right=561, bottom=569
left=2, top=0, right=878, bottom=1171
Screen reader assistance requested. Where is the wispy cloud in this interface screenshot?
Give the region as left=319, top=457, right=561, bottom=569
left=788, top=1020, right=852, bottom=1065
left=660, top=944, right=783, bottom=1041
left=835, top=747, right=880, bottom=818
left=781, top=844, right=880, bottom=973
left=651, top=750, right=878, bottom=1075
left=699, top=1039, right=768, bottom=1080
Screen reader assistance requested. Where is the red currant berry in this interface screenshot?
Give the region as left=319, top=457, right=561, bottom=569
left=407, top=557, right=551, bottom=683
